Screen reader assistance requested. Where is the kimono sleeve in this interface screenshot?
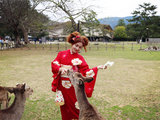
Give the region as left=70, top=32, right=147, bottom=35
left=78, top=56, right=98, bottom=98
left=51, top=52, right=61, bottom=92
left=51, top=52, right=61, bottom=74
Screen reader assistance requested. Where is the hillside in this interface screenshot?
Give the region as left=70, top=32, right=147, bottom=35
left=98, top=16, right=133, bottom=29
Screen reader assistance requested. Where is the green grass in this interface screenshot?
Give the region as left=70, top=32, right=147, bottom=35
left=0, top=42, right=160, bottom=120
left=106, top=105, right=160, bottom=120
left=23, top=98, right=62, bottom=120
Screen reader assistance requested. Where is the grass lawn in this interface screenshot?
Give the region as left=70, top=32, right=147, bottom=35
left=0, top=42, right=160, bottom=120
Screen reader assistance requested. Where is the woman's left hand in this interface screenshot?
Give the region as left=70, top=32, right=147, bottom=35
left=97, top=65, right=107, bottom=69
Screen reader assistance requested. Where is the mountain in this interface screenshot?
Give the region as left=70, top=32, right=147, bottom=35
left=98, top=16, right=133, bottom=29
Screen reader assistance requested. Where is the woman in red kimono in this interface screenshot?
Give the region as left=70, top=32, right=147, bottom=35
left=51, top=31, right=107, bottom=120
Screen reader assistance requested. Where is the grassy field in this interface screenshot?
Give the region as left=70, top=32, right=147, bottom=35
left=0, top=42, right=160, bottom=120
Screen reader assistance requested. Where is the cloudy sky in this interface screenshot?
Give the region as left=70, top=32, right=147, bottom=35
left=79, top=0, right=160, bottom=18
left=38, top=0, right=160, bottom=20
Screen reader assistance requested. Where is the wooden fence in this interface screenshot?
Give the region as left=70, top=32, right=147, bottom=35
left=0, top=41, right=160, bottom=52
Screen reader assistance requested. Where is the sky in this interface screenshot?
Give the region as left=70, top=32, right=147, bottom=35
left=38, top=0, right=160, bottom=21
left=79, top=0, right=160, bottom=19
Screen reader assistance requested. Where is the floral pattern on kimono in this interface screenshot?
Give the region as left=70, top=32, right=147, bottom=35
left=51, top=49, right=98, bottom=120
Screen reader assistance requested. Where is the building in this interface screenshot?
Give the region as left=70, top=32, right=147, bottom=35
left=148, top=38, right=160, bottom=43
left=48, top=21, right=113, bottom=42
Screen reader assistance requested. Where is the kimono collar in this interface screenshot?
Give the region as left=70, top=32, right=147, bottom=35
left=70, top=49, right=73, bottom=54
left=69, top=49, right=78, bottom=55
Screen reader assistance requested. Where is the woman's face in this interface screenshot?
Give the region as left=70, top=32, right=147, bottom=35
left=71, top=42, right=83, bottom=53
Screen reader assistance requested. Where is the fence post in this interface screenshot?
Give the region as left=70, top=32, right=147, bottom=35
left=14, top=42, right=16, bottom=51
left=65, top=42, right=67, bottom=50
left=35, top=42, right=37, bottom=49
left=27, top=44, right=30, bottom=50
left=42, top=43, right=44, bottom=50
left=122, top=42, right=124, bottom=51
left=0, top=43, right=2, bottom=50
left=21, top=45, right=23, bottom=50
left=97, top=44, right=99, bottom=50
left=105, top=43, right=107, bottom=51
left=89, top=44, right=91, bottom=51
left=140, top=43, right=142, bottom=50
left=131, top=43, right=133, bottom=51
left=50, top=42, right=52, bottom=50
left=114, top=42, right=116, bottom=51
left=7, top=43, right=9, bottom=50
left=57, top=43, right=59, bottom=51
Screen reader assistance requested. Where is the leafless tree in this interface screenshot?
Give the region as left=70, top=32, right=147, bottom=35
left=41, top=0, right=91, bottom=32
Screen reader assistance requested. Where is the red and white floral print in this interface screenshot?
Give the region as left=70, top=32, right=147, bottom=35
left=55, top=90, right=64, bottom=106
left=62, top=80, right=72, bottom=89
left=75, top=101, right=79, bottom=109
left=86, top=70, right=95, bottom=77
left=71, top=58, right=82, bottom=66
left=51, top=49, right=98, bottom=120
left=53, top=61, right=60, bottom=66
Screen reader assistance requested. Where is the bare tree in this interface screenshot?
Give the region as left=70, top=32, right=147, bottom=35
left=20, top=8, right=49, bottom=44
left=20, top=0, right=50, bottom=44
left=41, top=0, right=90, bottom=32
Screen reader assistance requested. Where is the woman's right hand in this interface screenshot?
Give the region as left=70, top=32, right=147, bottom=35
left=59, top=67, right=68, bottom=75
left=97, top=65, right=107, bottom=70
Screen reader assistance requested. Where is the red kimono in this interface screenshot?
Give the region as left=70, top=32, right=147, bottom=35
left=51, top=49, right=98, bottom=120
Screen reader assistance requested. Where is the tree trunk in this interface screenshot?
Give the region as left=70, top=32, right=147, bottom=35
left=23, top=30, right=29, bottom=44
left=14, top=29, right=21, bottom=48
left=71, top=20, right=77, bottom=31
left=21, top=24, right=29, bottom=44
left=15, top=35, right=21, bottom=47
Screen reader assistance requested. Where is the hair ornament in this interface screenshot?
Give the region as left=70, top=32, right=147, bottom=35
left=72, top=35, right=80, bottom=41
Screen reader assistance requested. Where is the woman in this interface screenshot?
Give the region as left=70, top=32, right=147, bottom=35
left=51, top=31, right=106, bottom=120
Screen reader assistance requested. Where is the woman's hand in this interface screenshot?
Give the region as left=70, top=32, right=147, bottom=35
left=97, top=65, right=107, bottom=70
left=59, top=67, right=68, bottom=74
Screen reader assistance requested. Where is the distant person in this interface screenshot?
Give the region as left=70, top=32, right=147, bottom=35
left=34, top=38, right=38, bottom=44
left=0, top=37, right=4, bottom=49
left=0, top=37, right=2, bottom=49
left=39, top=38, right=42, bottom=44
left=51, top=31, right=107, bottom=120
left=4, top=38, right=9, bottom=48
left=140, top=39, right=142, bottom=43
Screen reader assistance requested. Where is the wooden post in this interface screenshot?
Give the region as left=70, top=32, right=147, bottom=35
left=27, top=44, right=30, bottom=50
left=114, top=42, right=116, bottom=51
left=122, top=42, right=124, bottom=51
left=57, top=43, right=59, bottom=51
left=35, top=42, right=36, bottom=49
left=89, top=44, right=91, bottom=51
left=140, top=43, right=142, bottom=50
left=50, top=42, right=52, bottom=50
left=65, top=41, right=67, bottom=50
left=131, top=43, right=133, bottom=51
left=42, top=43, right=44, bottom=50
left=105, top=43, right=107, bottom=51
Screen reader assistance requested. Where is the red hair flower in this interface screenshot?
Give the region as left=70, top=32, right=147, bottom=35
left=72, top=35, right=80, bottom=41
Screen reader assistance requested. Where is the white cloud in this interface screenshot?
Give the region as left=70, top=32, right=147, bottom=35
left=37, top=0, right=160, bottom=21
left=78, top=0, right=160, bottom=18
